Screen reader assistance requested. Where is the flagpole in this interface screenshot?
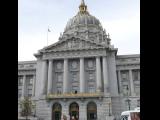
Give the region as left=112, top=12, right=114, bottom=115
left=47, top=27, right=49, bottom=46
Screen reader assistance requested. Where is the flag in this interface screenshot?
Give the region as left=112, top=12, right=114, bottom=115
left=48, top=28, right=51, bottom=32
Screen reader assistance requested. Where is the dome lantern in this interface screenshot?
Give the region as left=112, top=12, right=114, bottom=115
left=78, top=0, right=89, bottom=14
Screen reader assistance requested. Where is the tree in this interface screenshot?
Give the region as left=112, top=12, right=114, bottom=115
left=20, top=97, right=33, bottom=120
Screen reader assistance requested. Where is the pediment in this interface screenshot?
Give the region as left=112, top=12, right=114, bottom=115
left=40, top=37, right=106, bottom=52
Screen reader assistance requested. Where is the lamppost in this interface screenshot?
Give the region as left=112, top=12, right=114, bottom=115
left=137, top=99, right=140, bottom=107
left=125, top=85, right=131, bottom=110
left=108, top=102, right=111, bottom=116
left=32, top=102, right=36, bottom=117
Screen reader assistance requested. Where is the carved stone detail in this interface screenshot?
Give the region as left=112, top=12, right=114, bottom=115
left=57, top=62, right=62, bottom=69
left=42, top=37, right=105, bottom=53
left=43, top=49, right=106, bottom=60
left=88, top=60, right=93, bottom=68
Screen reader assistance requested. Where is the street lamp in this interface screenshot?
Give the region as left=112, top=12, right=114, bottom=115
left=125, top=85, right=131, bottom=110
left=32, top=102, right=36, bottom=117
left=108, top=102, right=111, bottom=116
left=137, top=99, right=140, bottom=107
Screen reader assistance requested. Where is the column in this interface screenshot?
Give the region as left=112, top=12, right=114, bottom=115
left=63, top=59, right=68, bottom=93
left=22, top=75, right=26, bottom=98
left=107, top=53, right=118, bottom=96
left=129, top=69, right=135, bottom=96
left=96, top=57, right=102, bottom=92
left=32, top=75, right=36, bottom=97
left=102, top=56, right=109, bottom=93
left=47, top=60, right=53, bottom=94
left=41, top=60, right=48, bottom=95
left=80, top=58, right=85, bottom=93
left=118, top=70, right=122, bottom=94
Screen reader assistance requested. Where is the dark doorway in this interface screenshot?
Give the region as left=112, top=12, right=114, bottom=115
left=69, top=102, right=79, bottom=120
left=87, top=102, right=97, bottom=120
left=52, top=103, right=62, bottom=120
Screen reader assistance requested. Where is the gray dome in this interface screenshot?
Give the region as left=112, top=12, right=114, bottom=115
left=64, top=13, right=102, bottom=32
left=60, top=0, right=111, bottom=46
left=64, top=0, right=103, bottom=32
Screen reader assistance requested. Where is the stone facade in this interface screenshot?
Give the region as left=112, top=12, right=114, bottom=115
left=18, top=1, right=140, bottom=120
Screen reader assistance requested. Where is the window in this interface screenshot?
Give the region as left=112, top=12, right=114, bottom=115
left=57, top=74, right=62, bottom=82
left=122, top=85, right=130, bottom=96
left=28, top=89, right=32, bottom=95
left=135, top=85, right=140, bottom=95
left=26, top=75, right=33, bottom=85
left=29, top=78, right=33, bottom=85
left=57, top=87, right=62, bottom=94
left=89, top=73, right=94, bottom=80
left=88, top=60, right=94, bottom=68
left=18, top=89, right=22, bottom=98
left=133, top=70, right=140, bottom=80
left=88, top=86, right=95, bottom=93
left=71, top=61, right=77, bottom=69
left=137, top=99, right=140, bottom=107
left=121, top=71, right=129, bottom=81
left=18, top=76, right=23, bottom=85
left=72, top=73, right=77, bottom=81
left=57, top=62, right=62, bottom=69
left=28, top=94, right=32, bottom=97
left=122, top=73, right=127, bottom=80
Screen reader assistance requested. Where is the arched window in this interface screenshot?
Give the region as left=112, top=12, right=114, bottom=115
left=87, top=102, right=97, bottom=120
left=69, top=102, right=79, bottom=120
left=52, top=103, right=62, bottom=120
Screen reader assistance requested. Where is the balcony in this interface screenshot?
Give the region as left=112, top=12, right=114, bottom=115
left=46, top=92, right=104, bottom=99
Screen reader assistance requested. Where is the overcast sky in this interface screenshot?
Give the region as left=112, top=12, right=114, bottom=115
left=18, top=0, right=140, bottom=61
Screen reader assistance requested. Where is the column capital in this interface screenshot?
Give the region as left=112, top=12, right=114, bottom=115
left=48, top=59, right=53, bottom=62
left=80, top=57, right=84, bottom=59
left=96, top=56, right=101, bottom=58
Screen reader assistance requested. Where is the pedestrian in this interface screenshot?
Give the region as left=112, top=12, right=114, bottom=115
left=67, top=114, right=70, bottom=120
left=71, top=116, right=75, bottom=120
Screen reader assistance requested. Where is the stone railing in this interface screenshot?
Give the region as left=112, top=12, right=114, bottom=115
left=46, top=92, right=104, bottom=99
left=18, top=64, right=36, bottom=70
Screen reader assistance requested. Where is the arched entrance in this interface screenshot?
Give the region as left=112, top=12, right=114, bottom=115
left=69, top=102, right=79, bottom=120
left=87, top=102, right=97, bottom=120
left=52, top=103, right=62, bottom=120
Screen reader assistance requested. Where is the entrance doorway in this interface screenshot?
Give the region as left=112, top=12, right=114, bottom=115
left=69, top=102, right=79, bottom=120
left=52, top=103, right=62, bottom=120
left=87, top=102, right=97, bottom=120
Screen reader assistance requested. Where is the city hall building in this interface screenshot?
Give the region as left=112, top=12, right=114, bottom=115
left=18, top=1, right=140, bottom=120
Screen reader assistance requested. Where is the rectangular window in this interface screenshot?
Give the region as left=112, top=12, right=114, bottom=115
left=18, top=89, right=22, bottom=98
left=26, top=75, right=33, bottom=85
left=122, top=85, right=130, bottom=96
left=133, top=70, right=138, bottom=80
left=137, top=99, right=140, bottom=107
left=57, top=87, right=62, bottom=94
left=89, top=73, right=94, bottom=80
left=28, top=89, right=32, bottom=95
left=88, top=86, right=95, bottom=93
left=57, top=73, right=62, bottom=82
left=121, top=71, right=129, bottom=81
left=135, top=85, right=140, bottom=95
left=72, top=73, right=78, bottom=81
left=28, top=94, right=32, bottom=97
left=18, top=76, right=23, bottom=85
